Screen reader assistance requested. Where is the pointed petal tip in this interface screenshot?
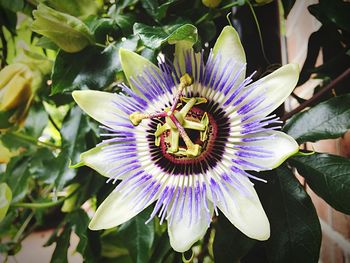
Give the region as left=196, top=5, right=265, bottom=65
left=119, top=47, right=132, bottom=61
left=88, top=218, right=101, bottom=231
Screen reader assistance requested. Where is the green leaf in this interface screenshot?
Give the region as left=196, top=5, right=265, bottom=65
left=118, top=207, right=155, bottom=263
left=35, top=36, right=60, bottom=50
left=133, top=21, right=197, bottom=49
left=283, top=94, right=350, bottom=143
left=66, top=209, right=89, bottom=256
left=261, top=166, right=321, bottom=263
left=23, top=102, right=49, bottom=138
left=0, top=183, right=12, bottom=222
left=51, top=45, right=119, bottom=95
left=309, top=0, right=350, bottom=32
left=148, top=232, right=173, bottom=263
left=290, top=153, right=350, bottom=214
left=213, top=215, right=256, bottom=263
left=0, top=7, right=17, bottom=35
left=50, top=226, right=71, bottom=263
left=85, top=17, right=119, bottom=43
left=2, top=157, right=31, bottom=203
left=114, top=14, right=136, bottom=34
left=28, top=148, right=56, bottom=183
left=281, top=0, right=296, bottom=18
left=0, top=0, right=24, bottom=12
left=141, top=0, right=176, bottom=22
left=54, top=106, right=91, bottom=189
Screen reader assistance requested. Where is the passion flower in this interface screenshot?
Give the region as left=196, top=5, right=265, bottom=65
left=72, top=26, right=299, bottom=252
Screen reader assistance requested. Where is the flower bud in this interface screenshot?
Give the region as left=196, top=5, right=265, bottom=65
left=202, top=0, right=222, bottom=8
left=0, top=63, right=32, bottom=112
left=0, top=141, right=21, bottom=163
left=253, top=0, right=274, bottom=5
left=0, top=51, right=52, bottom=129
left=43, top=0, right=103, bottom=17
left=32, top=4, right=94, bottom=53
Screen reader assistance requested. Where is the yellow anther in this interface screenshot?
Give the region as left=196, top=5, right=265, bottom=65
left=186, top=144, right=202, bottom=157
left=179, top=73, right=193, bottom=88
left=181, top=97, right=207, bottom=105
left=129, top=111, right=146, bottom=126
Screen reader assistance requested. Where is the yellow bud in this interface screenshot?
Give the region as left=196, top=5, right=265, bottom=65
left=0, top=141, right=21, bottom=163
left=0, top=64, right=32, bottom=112
left=202, top=0, right=222, bottom=8
left=254, top=0, right=273, bottom=5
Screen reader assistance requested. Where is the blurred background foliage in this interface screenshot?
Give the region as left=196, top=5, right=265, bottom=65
left=0, top=0, right=349, bottom=262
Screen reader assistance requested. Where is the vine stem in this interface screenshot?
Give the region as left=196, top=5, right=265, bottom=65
left=281, top=68, right=350, bottom=121
left=12, top=188, right=78, bottom=209
left=11, top=131, right=61, bottom=149
left=13, top=211, right=35, bottom=242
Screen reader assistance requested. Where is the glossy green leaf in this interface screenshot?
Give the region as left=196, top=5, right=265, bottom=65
left=141, top=0, right=176, bottom=22
left=309, top=0, right=350, bottom=32
left=28, top=148, right=56, bottom=183
left=283, top=94, right=350, bottom=143
left=54, top=106, right=91, bottom=189
left=261, top=166, right=321, bottom=263
left=113, top=14, right=136, bottom=34
left=148, top=232, right=173, bottom=263
left=86, top=17, right=119, bottom=43
left=0, top=183, right=12, bottom=222
left=51, top=45, right=119, bottom=95
left=66, top=209, right=90, bottom=256
left=133, top=22, right=197, bottom=49
left=118, top=207, right=155, bottom=263
left=0, top=0, right=24, bottom=12
left=290, top=153, right=350, bottom=214
left=213, top=215, right=256, bottom=263
left=50, top=226, right=71, bottom=263
left=2, top=157, right=31, bottom=203
left=51, top=39, right=138, bottom=95
left=23, top=102, right=48, bottom=138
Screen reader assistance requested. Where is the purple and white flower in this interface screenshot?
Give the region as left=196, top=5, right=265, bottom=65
left=72, top=26, right=299, bottom=252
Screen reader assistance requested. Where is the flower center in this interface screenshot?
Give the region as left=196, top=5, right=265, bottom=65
left=159, top=105, right=218, bottom=163
left=129, top=73, right=230, bottom=175
left=129, top=74, right=212, bottom=158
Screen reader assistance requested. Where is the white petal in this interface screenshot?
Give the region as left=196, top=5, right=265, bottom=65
left=74, top=146, right=109, bottom=178
left=213, top=26, right=246, bottom=80
left=168, top=199, right=213, bottom=252
left=119, top=48, right=160, bottom=94
left=72, top=90, right=126, bottom=130
left=215, top=175, right=270, bottom=240
left=243, top=64, right=299, bottom=116
left=238, top=131, right=299, bottom=171
left=89, top=190, right=154, bottom=230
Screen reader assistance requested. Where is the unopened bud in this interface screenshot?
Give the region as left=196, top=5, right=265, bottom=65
left=44, top=0, right=102, bottom=17
left=202, top=0, right=222, bottom=8
left=253, top=0, right=273, bottom=5
left=0, top=64, right=32, bottom=112
left=32, top=4, right=94, bottom=53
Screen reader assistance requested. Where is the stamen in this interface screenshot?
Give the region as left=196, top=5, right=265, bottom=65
left=169, top=114, right=201, bottom=157
left=169, top=73, right=193, bottom=115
